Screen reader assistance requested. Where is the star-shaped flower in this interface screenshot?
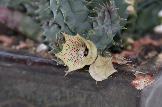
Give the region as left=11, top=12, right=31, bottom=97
left=55, top=32, right=97, bottom=74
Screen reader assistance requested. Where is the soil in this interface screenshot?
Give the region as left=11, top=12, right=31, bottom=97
left=0, top=23, right=53, bottom=59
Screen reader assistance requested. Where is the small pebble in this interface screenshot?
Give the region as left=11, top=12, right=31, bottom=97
left=154, top=24, right=162, bottom=34
left=36, top=43, right=48, bottom=52
left=158, top=10, right=162, bottom=17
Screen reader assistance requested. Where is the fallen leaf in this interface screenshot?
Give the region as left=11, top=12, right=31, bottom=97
left=131, top=74, right=155, bottom=90
left=89, top=55, right=117, bottom=81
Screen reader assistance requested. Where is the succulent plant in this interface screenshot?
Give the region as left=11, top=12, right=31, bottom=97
left=1, top=0, right=131, bottom=81
left=84, top=0, right=129, bottom=26
left=41, top=0, right=132, bottom=81
left=87, top=1, right=120, bottom=50
left=49, top=0, right=92, bottom=37
left=43, top=0, right=130, bottom=55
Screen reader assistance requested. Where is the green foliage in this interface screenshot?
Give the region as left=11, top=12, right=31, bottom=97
left=38, top=1, right=53, bottom=24
left=124, top=0, right=162, bottom=39
left=113, top=0, right=129, bottom=26
left=49, top=0, right=92, bottom=39
left=43, top=0, right=129, bottom=54
left=0, top=0, right=130, bottom=54
left=44, top=0, right=94, bottom=54
left=84, top=0, right=129, bottom=26
left=136, top=0, right=161, bottom=33
left=87, top=2, right=120, bottom=50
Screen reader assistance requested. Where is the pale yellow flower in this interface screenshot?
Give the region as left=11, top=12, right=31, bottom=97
left=55, top=32, right=97, bottom=74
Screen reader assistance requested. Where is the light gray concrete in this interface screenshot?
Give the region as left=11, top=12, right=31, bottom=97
left=141, top=70, right=162, bottom=107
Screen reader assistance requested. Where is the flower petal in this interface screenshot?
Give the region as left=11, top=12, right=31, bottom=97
left=83, top=40, right=97, bottom=65
left=89, top=55, right=117, bottom=81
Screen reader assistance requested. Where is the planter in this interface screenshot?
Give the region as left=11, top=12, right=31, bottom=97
left=0, top=49, right=161, bottom=107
